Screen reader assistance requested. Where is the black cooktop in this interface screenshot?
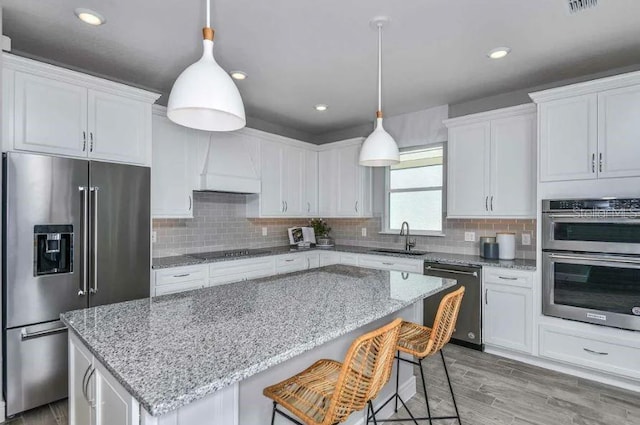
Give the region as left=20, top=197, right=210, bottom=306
left=188, top=249, right=272, bottom=260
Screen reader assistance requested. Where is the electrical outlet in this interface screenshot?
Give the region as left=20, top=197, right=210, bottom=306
left=464, top=232, right=476, bottom=242
left=151, top=231, right=157, bottom=243
left=522, top=232, right=531, bottom=246
left=262, top=227, right=268, bottom=236
left=362, top=228, right=367, bottom=237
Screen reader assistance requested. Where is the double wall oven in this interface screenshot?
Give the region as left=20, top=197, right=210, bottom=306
left=542, top=199, right=640, bottom=331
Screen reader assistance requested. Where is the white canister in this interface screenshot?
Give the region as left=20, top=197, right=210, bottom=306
left=496, top=232, right=516, bottom=260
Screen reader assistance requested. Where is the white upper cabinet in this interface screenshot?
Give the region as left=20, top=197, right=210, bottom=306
left=13, top=71, right=88, bottom=156
left=490, top=113, right=536, bottom=216
left=248, top=137, right=318, bottom=218
left=447, top=122, right=491, bottom=217
left=304, top=150, right=319, bottom=216
left=531, top=71, right=640, bottom=182
left=151, top=109, right=195, bottom=218
left=598, top=85, right=640, bottom=179
left=2, top=53, right=159, bottom=165
left=318, top=139, right=372, bottom=218
left=88, top=89, right=150, bottom=165
left=445, top=104, right=536, bottom=218
left=538, top=94, right=598, bottom=182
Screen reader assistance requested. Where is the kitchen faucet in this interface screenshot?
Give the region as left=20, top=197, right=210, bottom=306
left=399, top=221, right=417, bottom=252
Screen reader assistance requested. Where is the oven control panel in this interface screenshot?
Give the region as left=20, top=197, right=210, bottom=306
left=545, top=198, right=640, bottom=211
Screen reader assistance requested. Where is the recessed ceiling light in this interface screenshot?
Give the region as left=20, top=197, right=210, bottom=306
left=230, top=71, right=247, bottom=80
left=487, top=47, right=511, bottom=59
left=314, top=104, right=328, bottom=112
left=74, top=8, right=106, bottom=26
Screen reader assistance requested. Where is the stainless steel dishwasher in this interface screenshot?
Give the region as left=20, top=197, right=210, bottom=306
left=423, top=261, right=483, bottom=350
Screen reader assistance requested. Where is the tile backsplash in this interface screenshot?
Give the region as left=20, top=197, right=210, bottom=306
left=152, top=192, right=536, bottom=259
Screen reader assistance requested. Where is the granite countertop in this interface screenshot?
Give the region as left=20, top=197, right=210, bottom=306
left=61, top=265, right=455, bottom=417
left=152, top=245, right=537, bottom=271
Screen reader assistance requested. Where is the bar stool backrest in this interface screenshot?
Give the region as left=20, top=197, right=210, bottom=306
left=427, top=286, right=466, bottom=356
left=324, top=318, right=402, bottom=425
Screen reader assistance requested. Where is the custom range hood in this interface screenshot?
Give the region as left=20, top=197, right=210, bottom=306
left=196, top=132, right=261, bottom=194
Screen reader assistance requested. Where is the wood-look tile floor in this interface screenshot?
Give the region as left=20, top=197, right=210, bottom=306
left=389, top=343, right=639, bottom=425
left=10, top=344, right=639, bottom=425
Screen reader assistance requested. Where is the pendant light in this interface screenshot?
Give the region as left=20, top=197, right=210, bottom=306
left=167, top=0, right=246, bottom=131
left=359, top=17, right=400, bottom=167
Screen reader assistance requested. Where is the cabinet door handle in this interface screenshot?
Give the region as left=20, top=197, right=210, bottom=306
left=592, top=153, right=596, bottom=173
left=84, top=367, right=96, bottom=407
left=498, top=276, right=518, bottom=281
left=599, top=153, right=603, bottom=173
left=189, top=195, right=192, bottom=211
left=490, top=196, right=494, bottom=211
left=89, top=132, right=94, bottom=152
left=82, top=131, right=87, bottom=152
left=282, top=201, right=285, bottom=213
left=583, top=348, right=608, bottom=356
left=485, top=288, right=488, bottom=304
left=485, top=196, right=489, bottom=211
left=355, top=201, right=359, bottom=213
left=285, top=201, right=288, bottom=212
left=307, top=202, right=311, bottom=213
left=81, top=364, right=92, bottom=403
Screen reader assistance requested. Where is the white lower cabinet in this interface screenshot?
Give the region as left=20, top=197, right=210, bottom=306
left=339, top=253, right=359, bottom=266
left=319, top=251, right=340, bottom=266
left=539, top=323, right=640, bottom=380
left=357, top=254, right=423, bottom=273
left=69, top=333, right=139, bottom=425
left=153, top=265, right=208, bottom=296
left=482, top=267, right=534, bottom=354
left=210, top=257, right=276, bottom=286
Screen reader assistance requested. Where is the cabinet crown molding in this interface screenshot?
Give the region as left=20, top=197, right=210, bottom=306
left=529, top=69, right=640, bottom=103
left=3, top=52, right=160, bottom=104
left=443, top=103, right=536, bottom=128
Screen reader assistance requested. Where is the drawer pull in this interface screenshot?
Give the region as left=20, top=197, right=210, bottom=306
left=285, top=259, right=295, bottom=262
left=583, top=348, right=608, bottom=356
left=173, top=273, right=191, bottom=278
left=382, top=262, right=395, bottom=266
left=498, top=276, right=519, bottom=280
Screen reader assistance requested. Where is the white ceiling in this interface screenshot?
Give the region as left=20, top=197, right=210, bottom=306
left=3, top=0, right=640, bottom=138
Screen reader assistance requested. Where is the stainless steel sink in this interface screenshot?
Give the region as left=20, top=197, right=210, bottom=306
left=369, top=249, right=428, bottom=256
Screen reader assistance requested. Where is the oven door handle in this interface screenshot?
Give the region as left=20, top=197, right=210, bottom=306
left=547, top=213, right=640, bottom=221
left=548, top=253, right=640, bottom=265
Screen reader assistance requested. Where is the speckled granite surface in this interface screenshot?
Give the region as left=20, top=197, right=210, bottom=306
left=422, top=252, right=536, bottom=270
left=152, top=245, right=537, bottom=270
left=61, top=265, right=455, bottom=417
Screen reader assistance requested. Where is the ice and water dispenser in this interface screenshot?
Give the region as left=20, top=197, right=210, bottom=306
left=33, top=225, right=73, bottom=276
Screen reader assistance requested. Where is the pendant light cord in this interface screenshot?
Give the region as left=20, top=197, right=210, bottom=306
left=206, top=0, right=211, bottom=28
left=377, top=24, right=382, bottom=114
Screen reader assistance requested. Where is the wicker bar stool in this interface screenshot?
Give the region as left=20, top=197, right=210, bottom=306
left=373, top=287, right=466, bottom=425
left=263, top=318, right=403, bottom=425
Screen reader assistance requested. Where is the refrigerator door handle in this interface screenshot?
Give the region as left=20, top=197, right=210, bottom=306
left=79, top=186, right=88, bottom=296
left=90, top=186, right=99, bottom=294
left=20, top=325, right=68, bottom=341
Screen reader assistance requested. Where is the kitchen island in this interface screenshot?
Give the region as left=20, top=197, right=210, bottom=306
left=61, top=265, right=455, bottom=425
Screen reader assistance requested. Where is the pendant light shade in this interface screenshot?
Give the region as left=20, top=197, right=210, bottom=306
left=359, top=17, right=399, bottom=167
left=167, top=1, right=246, bottom=131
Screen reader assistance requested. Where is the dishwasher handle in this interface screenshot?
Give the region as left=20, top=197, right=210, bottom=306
left=425, top=265, right=478, bottom=277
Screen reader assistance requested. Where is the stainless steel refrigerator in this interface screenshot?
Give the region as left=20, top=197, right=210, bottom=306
left=2, top=151, right=150, bottom=416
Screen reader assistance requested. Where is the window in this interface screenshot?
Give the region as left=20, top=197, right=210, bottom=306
left=385, top=144, right=445, bottom=235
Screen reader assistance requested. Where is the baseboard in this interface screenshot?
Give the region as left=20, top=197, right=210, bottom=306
left=352, top=375, right=417, bottom=425
left=485, top=346, right=640, bottom=393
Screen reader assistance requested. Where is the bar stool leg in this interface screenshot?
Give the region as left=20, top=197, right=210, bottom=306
left=394, top=351, right=400, bottom=412
left=417, top=357, right=433, bottom=425
left=440, top=350, right=461, bottom=425
left=271, top=402, right=277, bottom=425
left=368, top=400, right=378, bottom=425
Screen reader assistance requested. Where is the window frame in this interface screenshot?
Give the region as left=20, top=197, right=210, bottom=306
left=382, top=143, right=447, bottom=237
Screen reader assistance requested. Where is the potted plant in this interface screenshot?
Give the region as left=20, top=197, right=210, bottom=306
left=309, top=218, right=333, bottom=247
